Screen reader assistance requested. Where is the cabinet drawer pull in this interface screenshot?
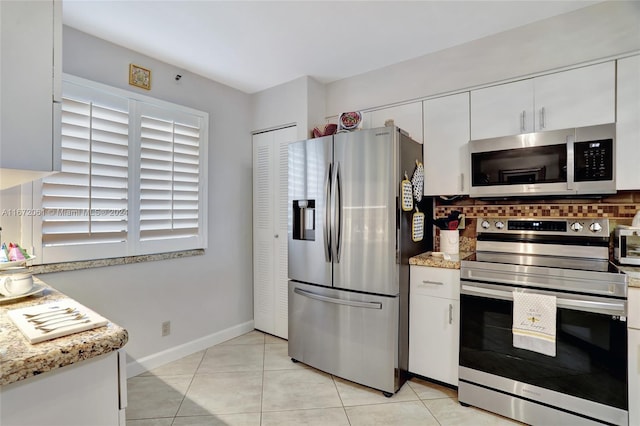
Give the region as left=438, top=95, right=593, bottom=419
left=421, top=280, right=444, bottom=286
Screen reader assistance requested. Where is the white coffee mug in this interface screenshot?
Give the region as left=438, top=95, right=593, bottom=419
left=0, top=273, right=34, bottom=296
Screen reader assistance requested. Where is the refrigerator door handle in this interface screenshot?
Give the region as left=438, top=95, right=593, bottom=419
left=294, top=287, right=382, bottom=310
left=334, top=162, right=343, bottom=262
left=324, top=163, right=332, bottom=262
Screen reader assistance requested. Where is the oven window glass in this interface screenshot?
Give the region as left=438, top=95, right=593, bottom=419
left=460, top=293, right=628, bottom=410
left=471, top=144, right=567, bottom=186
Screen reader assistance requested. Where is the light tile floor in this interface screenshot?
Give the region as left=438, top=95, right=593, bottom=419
left=126, top=330, right=523, bottom=426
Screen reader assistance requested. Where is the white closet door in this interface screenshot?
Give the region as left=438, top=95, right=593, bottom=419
left=253, top=131, right=275, bottom=334
left=253, top=125, right=297, bottom=339
left=274, top=126, right=297, bottom=339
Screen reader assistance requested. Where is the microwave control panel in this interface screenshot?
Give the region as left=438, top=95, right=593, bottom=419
left=574, top=139, right=613, bottom=182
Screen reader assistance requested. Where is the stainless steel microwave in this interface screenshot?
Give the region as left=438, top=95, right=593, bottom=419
left=469, top=123, right=615, bottom=198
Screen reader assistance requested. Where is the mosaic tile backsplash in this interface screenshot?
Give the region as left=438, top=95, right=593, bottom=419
left=433, top=191, right=640, bottom=248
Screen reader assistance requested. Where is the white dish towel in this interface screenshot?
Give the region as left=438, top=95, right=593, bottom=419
left=512, top=291, right=557, bottom=357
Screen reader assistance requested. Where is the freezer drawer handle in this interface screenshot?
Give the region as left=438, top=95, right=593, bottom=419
left=294, top=288, right=382, bottom=310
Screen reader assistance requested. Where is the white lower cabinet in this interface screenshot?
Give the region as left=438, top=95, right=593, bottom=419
left=629, top=287, right=640, bottom=426
left=409, top=265, right=460, bottom=386
left=1, top=350, right=126, bottom=425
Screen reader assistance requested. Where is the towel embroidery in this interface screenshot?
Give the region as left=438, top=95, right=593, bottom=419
left=512, top=291, right=557, bottom=356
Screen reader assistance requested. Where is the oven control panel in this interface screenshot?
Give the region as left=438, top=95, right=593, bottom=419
left=477, top=217, right=609, bottom=236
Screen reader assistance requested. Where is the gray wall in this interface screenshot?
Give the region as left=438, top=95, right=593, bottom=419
left=37, top=27, right=254, bottom=367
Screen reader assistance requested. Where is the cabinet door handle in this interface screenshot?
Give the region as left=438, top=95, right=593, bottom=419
left=520, top=110, right=525, bottom=132
left=422, top=280, right=444, bottom=286
left=540, top=107, right=546, bottom=129
left=449, top=303, right=453, bottom=324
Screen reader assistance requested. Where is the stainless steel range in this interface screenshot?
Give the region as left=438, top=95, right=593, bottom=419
left=459, top=217, right=629, bottom=426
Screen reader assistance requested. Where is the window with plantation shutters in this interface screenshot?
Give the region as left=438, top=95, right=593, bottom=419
left=33, top=75, right=208, bottom=264
left=139, top=109, right=201, bottom=242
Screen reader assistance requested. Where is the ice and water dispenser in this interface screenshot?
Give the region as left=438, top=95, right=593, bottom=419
left=293, top=200, right=315, bottom=241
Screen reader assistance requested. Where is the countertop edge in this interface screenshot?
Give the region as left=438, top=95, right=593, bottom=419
left=409, top=251, right=473, bottom=270
left=0, top=279, right=128, bottom=386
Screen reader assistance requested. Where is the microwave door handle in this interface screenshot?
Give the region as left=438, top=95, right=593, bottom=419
left=566, top=134, right=575, bottom=190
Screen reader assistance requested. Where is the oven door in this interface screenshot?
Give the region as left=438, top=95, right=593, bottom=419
left=459, top=281, right=628, bottom=424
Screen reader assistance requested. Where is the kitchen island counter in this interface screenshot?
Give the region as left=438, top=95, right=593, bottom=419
left=0, top=277, right=128, bottom=386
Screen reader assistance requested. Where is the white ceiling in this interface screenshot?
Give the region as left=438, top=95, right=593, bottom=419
left=62, top=0, right=601, bottom=94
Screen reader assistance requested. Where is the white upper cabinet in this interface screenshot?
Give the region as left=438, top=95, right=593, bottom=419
left=0, top=0, right=61, bottom=183
left=533, top=61, right=615, bottom=131
left=470, top=79, right=534, bottom=140
left=423, top=92, right=470, bottom=195
left=362, top=102, right=423, bottom=143
left=616, top=55, right=640, bottom=190
left=471, top=61, right=615, bottom=140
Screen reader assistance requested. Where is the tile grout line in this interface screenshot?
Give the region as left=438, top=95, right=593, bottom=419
left=330, top=374, right=352, bottom=425
left=171, top=350, right=208, bottom=424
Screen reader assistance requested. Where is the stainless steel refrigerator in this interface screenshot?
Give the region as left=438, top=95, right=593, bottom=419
left=287, top=126, right=432, bottom=395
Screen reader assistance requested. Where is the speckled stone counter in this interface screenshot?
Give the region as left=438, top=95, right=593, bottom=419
left=0, top=278, right=128, bottom=386
left=409, top=251, right=474, bottom=269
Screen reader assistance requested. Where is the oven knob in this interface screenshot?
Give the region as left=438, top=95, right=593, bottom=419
left=570, top=222, right=583, bottom=232
left=481, top=220, right=491, bottom=230
left=589, top=222, right=603, bottom=233
left=495, top=221, right=505, bottom=229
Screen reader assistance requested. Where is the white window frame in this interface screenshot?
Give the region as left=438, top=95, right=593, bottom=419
left=31, top=74, right=208, bottom=264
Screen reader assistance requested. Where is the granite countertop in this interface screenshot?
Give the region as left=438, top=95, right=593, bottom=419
left=0, top=278, right=128, bottom=386
left=409, top=251, right=474, bottom=269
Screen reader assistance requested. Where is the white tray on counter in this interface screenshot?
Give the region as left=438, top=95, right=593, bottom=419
left=7, top=300, right=109, bottom=344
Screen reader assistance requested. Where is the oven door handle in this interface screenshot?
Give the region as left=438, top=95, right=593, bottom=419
left=461, top=284, right=626, bottom=316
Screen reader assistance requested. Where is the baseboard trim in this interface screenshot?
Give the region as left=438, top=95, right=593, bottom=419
left=126, top=320, right=255, bottom=378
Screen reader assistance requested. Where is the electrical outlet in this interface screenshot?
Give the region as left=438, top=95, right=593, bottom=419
left=457, top=214, right=466, bottom=230
left=161, top=321, right=171, bottom=337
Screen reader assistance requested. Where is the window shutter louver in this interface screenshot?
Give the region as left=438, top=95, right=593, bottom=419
left=139, top=113, right=201, bottom=241
left=41, top=97, right=129, bottom=247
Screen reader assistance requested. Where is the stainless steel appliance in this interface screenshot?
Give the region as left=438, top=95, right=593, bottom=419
left=615, top=225, right=640, bottom=266
left=460, top=217, right=629, bottom=425
left=469, top=123, right=615, bottom=198
left=288, top=126, right=431, bottom=396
